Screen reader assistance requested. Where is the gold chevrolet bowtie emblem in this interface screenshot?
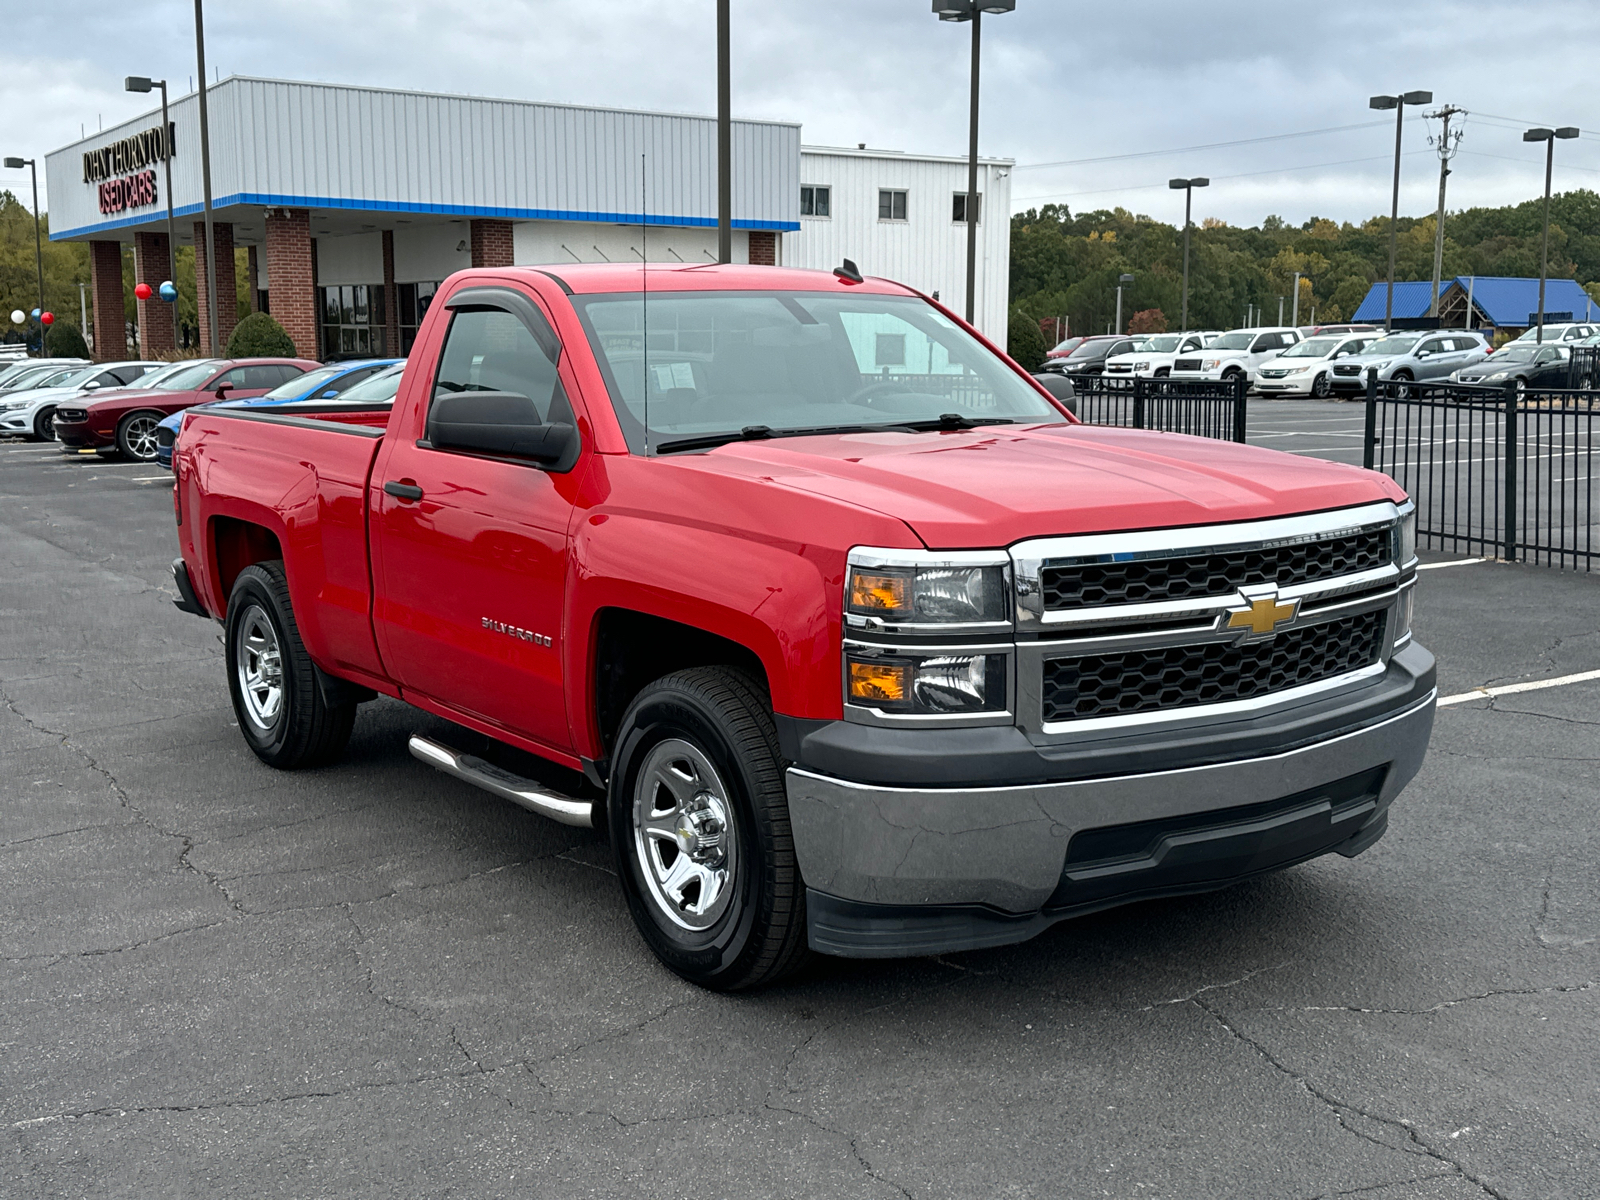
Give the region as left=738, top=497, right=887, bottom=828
left=1226, top=592, right=1300, bottom=637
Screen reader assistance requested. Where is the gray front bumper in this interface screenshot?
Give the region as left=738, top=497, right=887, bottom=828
left=788, top=688, right=1435, bottom=948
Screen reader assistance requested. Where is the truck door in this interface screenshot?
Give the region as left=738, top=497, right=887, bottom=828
left=369, top=286, right=580, bottom=754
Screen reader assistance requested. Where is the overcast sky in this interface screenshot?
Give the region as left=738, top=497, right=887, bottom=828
left=5, top=0, right=1600, bottom=229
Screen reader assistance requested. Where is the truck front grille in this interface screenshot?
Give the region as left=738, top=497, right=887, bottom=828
left=1039, top=609, right=1387, bottom=723
left=1173, top=357, right=1202, bottom=372
left=1039, top=526, right=1392, bottom=611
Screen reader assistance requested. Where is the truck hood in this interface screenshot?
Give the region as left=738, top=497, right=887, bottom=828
left=673, top=423, right=1402, bottom=548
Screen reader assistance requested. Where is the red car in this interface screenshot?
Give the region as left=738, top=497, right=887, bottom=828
left=54, top=357, right=319, bottom=462
left=173, top=263, right=1434, bottom=989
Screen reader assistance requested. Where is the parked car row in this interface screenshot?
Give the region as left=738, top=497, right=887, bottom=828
left=0, top=355, right=401, bottom=462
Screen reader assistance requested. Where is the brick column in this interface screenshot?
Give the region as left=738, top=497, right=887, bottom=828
left=470, top=219, right=514, bottom=268
left=382, top=229, right=399, bottom=357
left=132, top=231, right=176, bottom=357
left=246, top=245, right=261, bottom=312
left=264, top=208, right=319, bottom=360
left=748, top=230, right=776, bottom=266
left=193, top=220, right=239, bottom=356
left=88, top=240, right=126, bottom=362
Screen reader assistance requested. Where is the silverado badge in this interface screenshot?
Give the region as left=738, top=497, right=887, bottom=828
left=1224, top=587, right=1300, bottom=641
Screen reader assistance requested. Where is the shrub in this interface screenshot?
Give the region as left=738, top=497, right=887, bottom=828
left=1128, top=308, right=1168, bottom=335
left=225, top=311, right=296, bottom=358
left=1007, top=309, right=1048, bottom=372
left=45, top=321, right=91, bottom=359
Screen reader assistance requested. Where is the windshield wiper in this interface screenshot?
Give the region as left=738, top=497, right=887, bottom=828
left=652, top=415, right=1019, bottom=455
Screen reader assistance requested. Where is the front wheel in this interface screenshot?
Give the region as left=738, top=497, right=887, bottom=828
left=608, top=667, right=809, bottom=991
left=116, top=410, right=164, bottom=461
left=1392, top=371, right=1414, bottom=398
left=225, top=560, right=356, bottom=768
left=1311, top=372, right=1331, bottom=399
left=32, top=406, right=56, bottom=441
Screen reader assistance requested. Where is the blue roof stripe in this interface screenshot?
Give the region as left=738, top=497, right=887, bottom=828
left=51, top=192, right=800, bottom=241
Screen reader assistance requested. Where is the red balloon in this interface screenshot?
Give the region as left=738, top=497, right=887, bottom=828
left=40, top=312, right=53, bottom=325
left=135, top=282, right=153, bottom=301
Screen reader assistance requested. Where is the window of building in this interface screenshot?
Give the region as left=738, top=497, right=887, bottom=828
left=398, top=281, right=440, bottom=355
left=800, top=185, right=831, bottom=218
left=320, top=284, right=387, bottom=359
left=877, top=189, right=908, bottom=221
left=952, top=192, right=982, bottom=224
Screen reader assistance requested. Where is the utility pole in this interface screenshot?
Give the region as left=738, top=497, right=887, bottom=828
left=1291, top=270, right=1302, bottom=326
left=716, top=0, right=731, bottom=264
left=1425, top=105, right=1465, bottom=318
left=194, top=0, right=219, bottom=355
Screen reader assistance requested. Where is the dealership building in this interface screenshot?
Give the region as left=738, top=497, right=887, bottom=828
left=45, top=76, right=1012, bottom=362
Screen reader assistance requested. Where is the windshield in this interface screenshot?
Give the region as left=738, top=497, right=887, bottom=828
left=573, top=290, right=1067, bottom=452
left=149, top=361, right=223, bottom=391
left=1207, top=332, right=1254, bottom=350
left=1491, top=347, right=1540, bottom=364
left=1280, top=337, right=1341, bottom=358
left=2, top=365, right=62, bottom=389
left=39, top=366, right=99, bottom=388
left=1366, top=336, right=1420, bottom=356
left=264, top=364, right=343, bottom=399
left=1140, top=336, right=1182, bottom=353
left=334, top=364, right=405, bottom=403
left=1049, top=336, right=1084, bottom=354
left=1065, top=338, right=1114, bottom=359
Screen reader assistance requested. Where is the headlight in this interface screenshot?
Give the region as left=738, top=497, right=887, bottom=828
left=1202, top=358, right=1221, bottom=370
left=1286, top=365, right=1309, bottom=375
left=1484, top=372, right=1508, bottom=382
left=846, top=650, right=1009, bottom=715
left=847, top=553, right=1011, bottom=628
left=3, top=399, right=29, bottom=410
left=1372, top=359, right=1391, bottom=372
left=1396, top=507, right=1416, bottom=564
left=1133, top=361, right=1149, bottom=371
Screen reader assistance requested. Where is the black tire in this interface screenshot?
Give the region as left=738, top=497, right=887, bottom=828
left=116, top=410, right=164, bottom=462
left=1311, top=371, right=1331, bottom=399
left=32, top=406, right=56, bottom=441
left=1154, top=368, right=1170, bottom=378
left=608, top=667, right=809, bottom=991
left=1392, top=370, right=1414, bottom=398
left=225, top=560, right=356, bottom=769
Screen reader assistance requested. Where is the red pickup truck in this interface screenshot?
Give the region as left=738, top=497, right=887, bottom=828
left=171, top=263, right=1435, bottom=990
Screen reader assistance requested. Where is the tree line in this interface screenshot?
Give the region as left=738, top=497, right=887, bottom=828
left=1010, top=189, right=1600, bottom=343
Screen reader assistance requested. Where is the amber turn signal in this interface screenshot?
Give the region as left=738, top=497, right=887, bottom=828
left=848, top=660, right=909, bottom=703
left=849, top=570, right=908, bottom=613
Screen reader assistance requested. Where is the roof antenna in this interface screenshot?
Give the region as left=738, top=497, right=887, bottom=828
left=834, top=258, right=864, bottom=284
left=642, top=152, right=650, bottom=455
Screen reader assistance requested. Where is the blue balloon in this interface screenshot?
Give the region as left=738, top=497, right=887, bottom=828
left=159, top=281, right=178, bottom=302
left=30, top=308, right=40, bottom=319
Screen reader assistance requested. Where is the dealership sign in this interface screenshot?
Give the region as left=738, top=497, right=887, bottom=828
left=83, top=123, right=174, bottom=215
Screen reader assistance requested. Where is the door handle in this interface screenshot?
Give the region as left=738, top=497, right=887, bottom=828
left=384, top=480, right=423, bottom=502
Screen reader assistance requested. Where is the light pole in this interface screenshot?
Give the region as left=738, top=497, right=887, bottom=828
left=1369, top=90, right=1433, bottom=336
left=1169, top=177, right=1208, bottom=331
left=1291, top=270, right=1302, bottom=327
left=193, top=0, right=219, bottom=355
left=4, top=156, right=45, bottom=355
left=716, top=0, right=730, bottom=264
left=933, top=0, right=1016, bottom=325
left=1114, top=273, right=1133, bottom=335
left=1523, top=125, right=1579, bottom=344
left=124, top=76, right=178, bottom=292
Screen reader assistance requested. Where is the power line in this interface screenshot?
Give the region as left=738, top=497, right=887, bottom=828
left=1014, top=149, right=1432, bottom=204
left=1013, top=119, right=1403, bottom=171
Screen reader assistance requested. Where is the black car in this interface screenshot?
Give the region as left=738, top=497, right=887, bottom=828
left=1040, top=334, right=1135, bottom=377
left=1452, top=344, right=1586, bottom=391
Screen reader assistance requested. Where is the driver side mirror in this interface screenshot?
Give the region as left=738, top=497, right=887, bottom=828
left=213, top=383, right=231, bottom=399
left=427, top=391, right=578, bottom=470
left=83, top=380, right=100, bottom=391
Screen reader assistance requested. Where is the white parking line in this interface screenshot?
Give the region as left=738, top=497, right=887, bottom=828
left=5, top=446, right=65, bottom=454
left=1438, top=668, right=1600, bottom=708
left=128, top=475, right=173, bottom=483
left=1417, top=557, right=1486, bottom=570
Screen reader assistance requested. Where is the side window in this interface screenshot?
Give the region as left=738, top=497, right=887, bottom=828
left=433, top=307, right=567, bottom=424
left=223, top=365, right=284, bottom=390
left=1419, top=339, right=1447, bottom=355
left=93, top=370, right=124, bottom=387
left=1250, top=334, right=1276, bottom=353
left=326, top=366, right=379, bottom=394
left=109, top=366, right=145, bottom=384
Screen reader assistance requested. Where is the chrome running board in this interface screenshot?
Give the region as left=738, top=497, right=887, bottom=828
left=408, top=734, right=594, bottom=828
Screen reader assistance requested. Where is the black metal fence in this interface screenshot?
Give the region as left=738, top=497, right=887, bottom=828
left=1362, top=370, right=1600, bottom=569
left=1070, top=374, right=1249, bottom=443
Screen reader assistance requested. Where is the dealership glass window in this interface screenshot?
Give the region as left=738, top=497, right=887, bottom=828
left=319, top=284, right=387, bottom=359
left=800, top=185, right=831, bottom=218
left=398, top=281, right=440, bottom=355
left=951, top=192, right=982, bottom=223
left=877, top=189, right=908, bottom=221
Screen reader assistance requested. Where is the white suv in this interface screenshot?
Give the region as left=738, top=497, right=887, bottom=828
left=1168, top=327, right=1301, bottom=385
left=1103, top=331, right=1222, bottom=379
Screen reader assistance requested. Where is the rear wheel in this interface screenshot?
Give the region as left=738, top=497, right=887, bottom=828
left=116, top=410, right=163, bottom=462
left=225, top=560, right=356, bottom=769
left=608, top=666, right=809, bottom=991
left=32, top=406, right=56, bottom=441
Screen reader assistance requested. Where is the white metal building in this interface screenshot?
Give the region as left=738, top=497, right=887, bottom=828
left=787, top=145, right=1012, bottom=344
left=47, top=76, right=1012, bottom=360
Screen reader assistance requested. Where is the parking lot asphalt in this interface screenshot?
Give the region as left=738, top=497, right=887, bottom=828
left=4, top=427, right=1599, bottom=1200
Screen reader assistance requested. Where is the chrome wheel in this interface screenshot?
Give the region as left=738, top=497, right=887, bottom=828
left=121, top=414, right=160, bottom=460
left=632, top=738, right=739, bottom=932
left=234, top=604, right=284, bottom=733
